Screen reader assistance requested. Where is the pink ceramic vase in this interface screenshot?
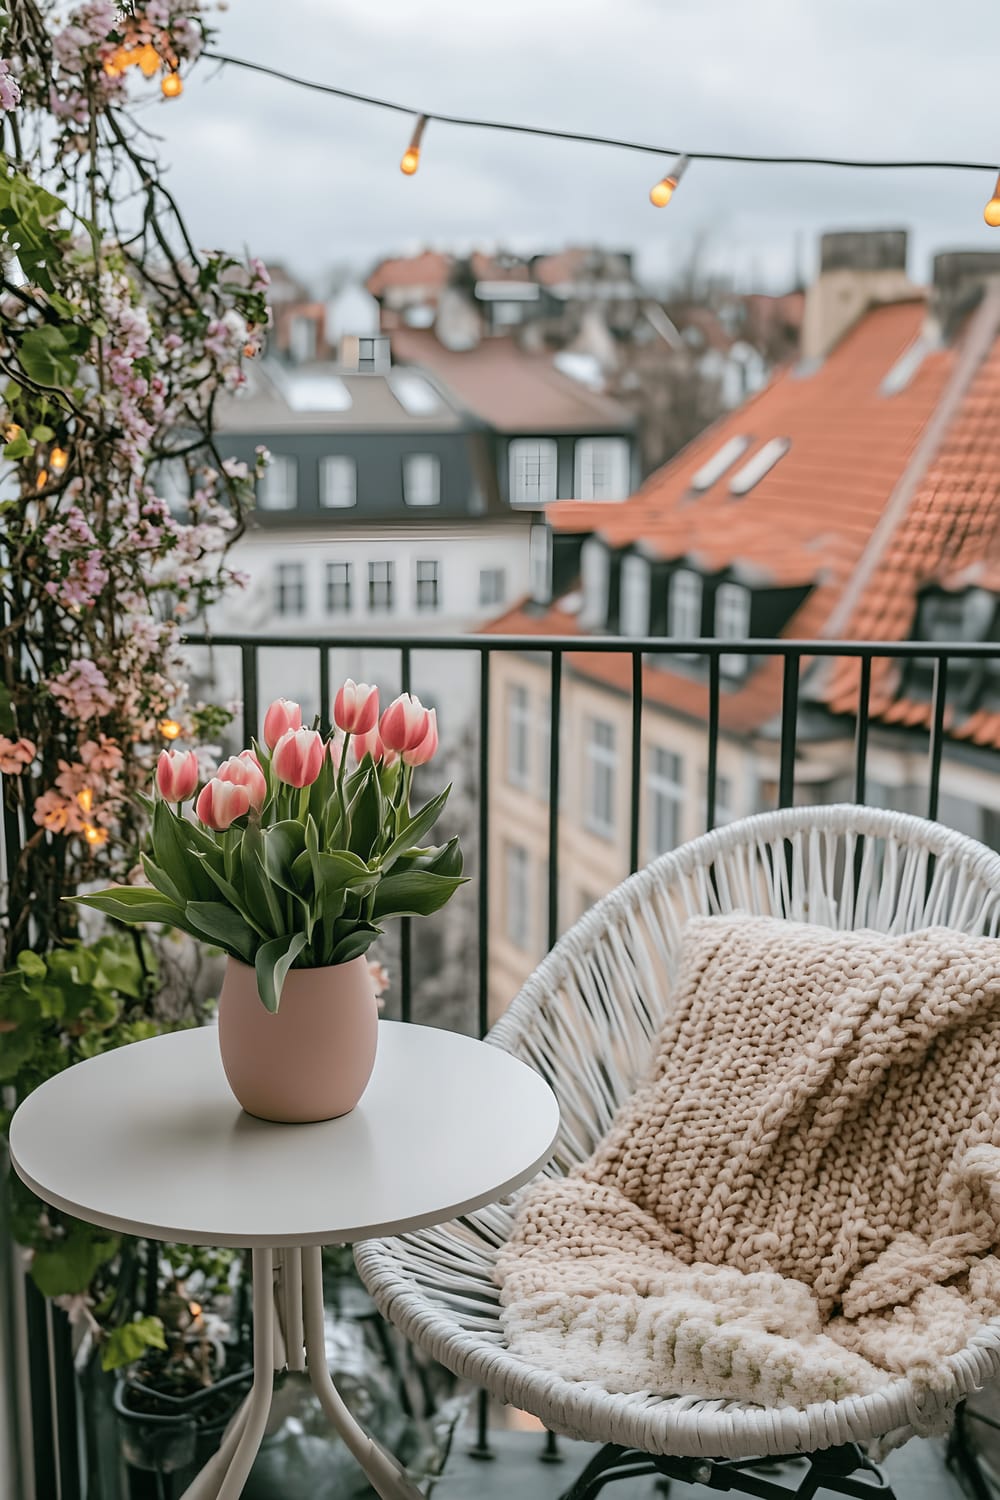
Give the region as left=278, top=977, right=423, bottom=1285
left=217, top=955, right=379, bottom=1123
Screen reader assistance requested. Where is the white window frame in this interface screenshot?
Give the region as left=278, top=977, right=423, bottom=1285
left=529, top=523, right=553, bottom=603
left=715, top=581, right=751, bottom=677
left=506, top=683, right=532, bottom=790
left=647, top=746, right=683, bottom=860
left=415, top=558, right=440, bottom=612
left=729, top=437, right=790, bottom=496
left=403, top=453, right=441, bottom=507
left=274, top=561, right=306, bottom=616
left=579, top=538, right=610, bottom=629
left=689, top=435, right=751, bottom=492
left=509, top=438, right=558, bottom=506
left=504, top=842, right=531, bottom=951
left=575, top=437, right=631, bottom=501
left=584, top=715, right=617, bottom=840
left=325, top=560, right=352, bottom=614
left=668, top=568, right=703, bottom=656
left=319, top=455, right=357, bottom=509
left=258, top=455, right=297, bottom=511
left=368, top=560, right=394, bottom=612
left=620, top=554, right=650, bottom=637
left=479, top=567, right=506, bottom=606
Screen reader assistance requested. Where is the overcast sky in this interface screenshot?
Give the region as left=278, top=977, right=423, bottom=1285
left=144, top=0, right=1000, bottom=294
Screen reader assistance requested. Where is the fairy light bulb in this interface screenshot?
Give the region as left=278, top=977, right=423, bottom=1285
left=138, top=43, right=161, bottom=78
left=400, top=115, right=428, bottom=176
left=162, top=71, right=182, bottom=98
left=36, top=469, right=48, bottom=490
left=77, top=787, right=94, bottom=813
left=985, top=172, right=1000, bottom=227
left=84, top=823, right=108, bottom=847
left=159, top=718, right=182, bottom=740
left=103, top=54, right=122, bottom=77
left=50, top=446, right=68, bottom=473
left=649, top=153, right=691, bottom=208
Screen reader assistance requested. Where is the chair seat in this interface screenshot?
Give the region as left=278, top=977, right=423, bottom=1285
left=356, top=806, right=1000, bottom=1461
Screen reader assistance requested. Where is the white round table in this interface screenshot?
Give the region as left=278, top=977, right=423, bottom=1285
left=9, top=1021, right=559, bottom=1500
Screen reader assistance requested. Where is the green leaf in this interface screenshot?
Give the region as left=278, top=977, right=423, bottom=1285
left=69, top=887, right=184, bottom=927
left=140, top=853, right=186, bottom=908
left=347, top=770, right=383, bottom=862
left=3, top=429, right=31, bottom=460
left=102, top=1316, right=167, bottom=1372
left=185, top=902, right=257, bottom=964
left=331, top=924, right=380, bottom=964
left=371, top=870, right=465, bottom=921
left=19, top=325, right=78, bottom=389
left=194, top=855, right=267, bottom=937
left=261, top=821, right=306, bottom=896
left=16, top=950, right=46, bottom=979
left=254, top=932, right=307, bottom=1013
left=242, top=821, right=284, bottom=932
left=381, top=786, right=452, bottom=869
left=151, top=801, right=218, bottom=902
left=31, top=1224, right=119, bottom=1298
left=30, top=424, right=54, bottom=442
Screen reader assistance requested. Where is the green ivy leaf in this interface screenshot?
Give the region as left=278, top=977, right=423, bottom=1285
left=102, top=1316, right=167, bottom=1373
left=31, top=1223, right=119, bottom=1298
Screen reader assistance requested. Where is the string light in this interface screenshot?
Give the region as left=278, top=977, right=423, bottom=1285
left=162, top=71, right=183, bottom=98
left=35, top=468, right=47, bottom=490
left=83, top=823, right=108, bottom=847
left=137, top=43, right=161, bottom=78
left=649, top=153, right=690, bottom=208
left=985, top=172, right=1000, bottom=227
left=159, top=718, right=182, bottom=740
left=49, top=446, right=68, bottom=473
left=400, top=115, right=428, bottom=176
left=77, top=787, right=94, bottom=814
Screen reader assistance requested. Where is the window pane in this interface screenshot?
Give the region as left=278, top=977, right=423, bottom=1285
left=325, top=561, right=352, bottom=613
left=510, top=439, right=557, bottom=505
left=415, top=559, right=440, bottom=612
left=258, top=455, right=297, bottom=510
left=647, top=745, right=683, bottom=858
left=403, top=454, right=440, bottom=506
left=274, top=561, right=305, bottom=615
left=506, top=683, right=531, bottom=789
left=585, top=716, right=617, bottom=839
left=479, top=567, right=506, bottom=606
left=320, top=456, right=357, bottom=508
left=716, top=582, right=751, bottom=677
left=620, top=554, right=650, bottom=636
left=504, top=842, right=531, bottom=949
left=575, top=438, right=630, bottom=501
left=368, top=560, right=394, bottom=612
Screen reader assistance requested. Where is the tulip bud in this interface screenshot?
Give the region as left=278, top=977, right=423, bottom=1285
left=379, top=693, right=430, bottom=753
left=272, top=727, right=325, bottom=788
left=217, top=750, right=267, bottom=811
left=333, top=679, right=379, bottom=736
left=262, top=697, right=302, bottom=751
left=196, top=777, right=251, bottom=831
left=402, top=707, right=438, bottom=767
left=156, top=748, right=199, bottom=802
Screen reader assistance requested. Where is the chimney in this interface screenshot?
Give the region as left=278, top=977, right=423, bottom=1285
left=800, top=229, right=915, bottom=362
left=930, top=251, right=1000, bottom=340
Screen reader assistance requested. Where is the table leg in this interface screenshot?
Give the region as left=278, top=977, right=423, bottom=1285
left=180, top=1242, right=424, bottom=1500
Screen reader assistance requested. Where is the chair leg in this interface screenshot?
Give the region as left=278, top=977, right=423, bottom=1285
left=558, top=1443, right=663, bottom=1500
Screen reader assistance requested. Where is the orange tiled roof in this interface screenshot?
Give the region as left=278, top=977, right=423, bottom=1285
left=366, top=252, right=452, bottom=298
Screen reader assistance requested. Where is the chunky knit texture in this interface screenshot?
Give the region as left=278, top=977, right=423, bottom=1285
left=497, top=914, right=1000, bottom=1410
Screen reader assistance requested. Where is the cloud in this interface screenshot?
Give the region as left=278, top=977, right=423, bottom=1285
left=148, top=0, right=1000, bottom=288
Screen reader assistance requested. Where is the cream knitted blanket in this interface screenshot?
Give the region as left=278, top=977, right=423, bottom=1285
left=497, top=914, right=1000, bottom=1410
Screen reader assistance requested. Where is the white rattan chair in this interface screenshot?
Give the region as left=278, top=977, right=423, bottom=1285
left=356, top=805, right=1000, bottom=1498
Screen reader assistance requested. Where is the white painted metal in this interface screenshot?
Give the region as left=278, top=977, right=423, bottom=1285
left=8, top=1021, right=560, bottom=1247
left=9, top=1020, right=558, bottom=1498
left=355, top=805, right=1000, bottom=1463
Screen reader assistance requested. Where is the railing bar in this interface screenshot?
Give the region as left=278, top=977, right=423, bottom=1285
left=477, top=651, right=491, bottom=1041
left=400, top=646, right=412, bottom=1024
left=547, top=652, right=563, bottom=952
left=628, top=651, right=642, bottom=874
left=706, top=654, right=720, bottom=832
left=240, top=641, right=259, bottom=747
left=853, top=656, right=872, bottom=804
left=318, top=645, right=331, bottom=735
left=927, top=656, right=949, bottom=822
left=778, top=653, right=800, bottom=809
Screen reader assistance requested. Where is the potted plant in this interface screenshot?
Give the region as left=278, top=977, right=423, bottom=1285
left=74, top=684, right=464, bottom=1122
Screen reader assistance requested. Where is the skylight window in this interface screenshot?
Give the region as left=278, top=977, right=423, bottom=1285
left=689, top=435, right=751, bottom=492
left=284, top=374, right=353, bottom=413
left=389, top=371, right=442, bottom=415
left=729, top=437, right=791, bottom=496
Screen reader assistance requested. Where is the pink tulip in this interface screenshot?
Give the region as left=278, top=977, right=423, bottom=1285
left=196, top=777, right=251, bottom=831
left=272, top=727, right=324, bottom=788
left=333, top=679, right=379, bottom=736
left=379, top=693, right=430, bottom=753
left=156, top=748, right=199, bottom=802
left=217, top=750, right=267, bottom=811
left=262, top=697, right=302, bottom=751
left=402, top=707, right=438, bottom=767
left=350, top=726, right=397, bottom=767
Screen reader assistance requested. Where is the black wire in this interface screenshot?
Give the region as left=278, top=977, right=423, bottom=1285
left=202, top=50, right=998, bottom=174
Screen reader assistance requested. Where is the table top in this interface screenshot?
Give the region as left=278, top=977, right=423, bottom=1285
left=9, top=1022, right=560, bottom=1248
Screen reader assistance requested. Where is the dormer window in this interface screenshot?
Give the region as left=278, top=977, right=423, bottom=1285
left=667, top=568, right=703, bottom=656
left=729, top=438, right=790, bottom=496
left=579, top=538, right=610, bottom=629
left=529, top=523, right=553, bottom=604
left=619, top=554, right=650, bottom=636
left=690, top=436, right=751, bottom=492
left=715, top=582, right=751, bottom=678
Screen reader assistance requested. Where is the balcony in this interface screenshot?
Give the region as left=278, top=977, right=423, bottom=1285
left=4, top=631, right=1000, bottom=1500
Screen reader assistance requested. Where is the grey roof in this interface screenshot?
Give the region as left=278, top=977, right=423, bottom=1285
left=217, top=360, right=472, bottom=435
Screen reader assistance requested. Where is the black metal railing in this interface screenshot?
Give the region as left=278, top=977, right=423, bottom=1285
left=8, top=629, right=1000, bottom=1496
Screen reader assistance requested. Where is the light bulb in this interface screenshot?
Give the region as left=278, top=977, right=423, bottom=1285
left=36, top=468, right=48, bottom=490
left=649, top=153, right=691, bottom=208
left=77, top=787, right=94, bottom=813
left=400, top=115, right=428, bottom=177
left=50, top=446, right=68, bottom=472
left=985, top=173, right=1000, bottom=227
left=138, top=44, right=161, bottom=78
left=103, top=55, right=122, bottom=77
left=159, top=717, right=182, bottom=740
left=162, top=71, right=182, bottom=98
left=83, top=823, right=108, bottom=847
